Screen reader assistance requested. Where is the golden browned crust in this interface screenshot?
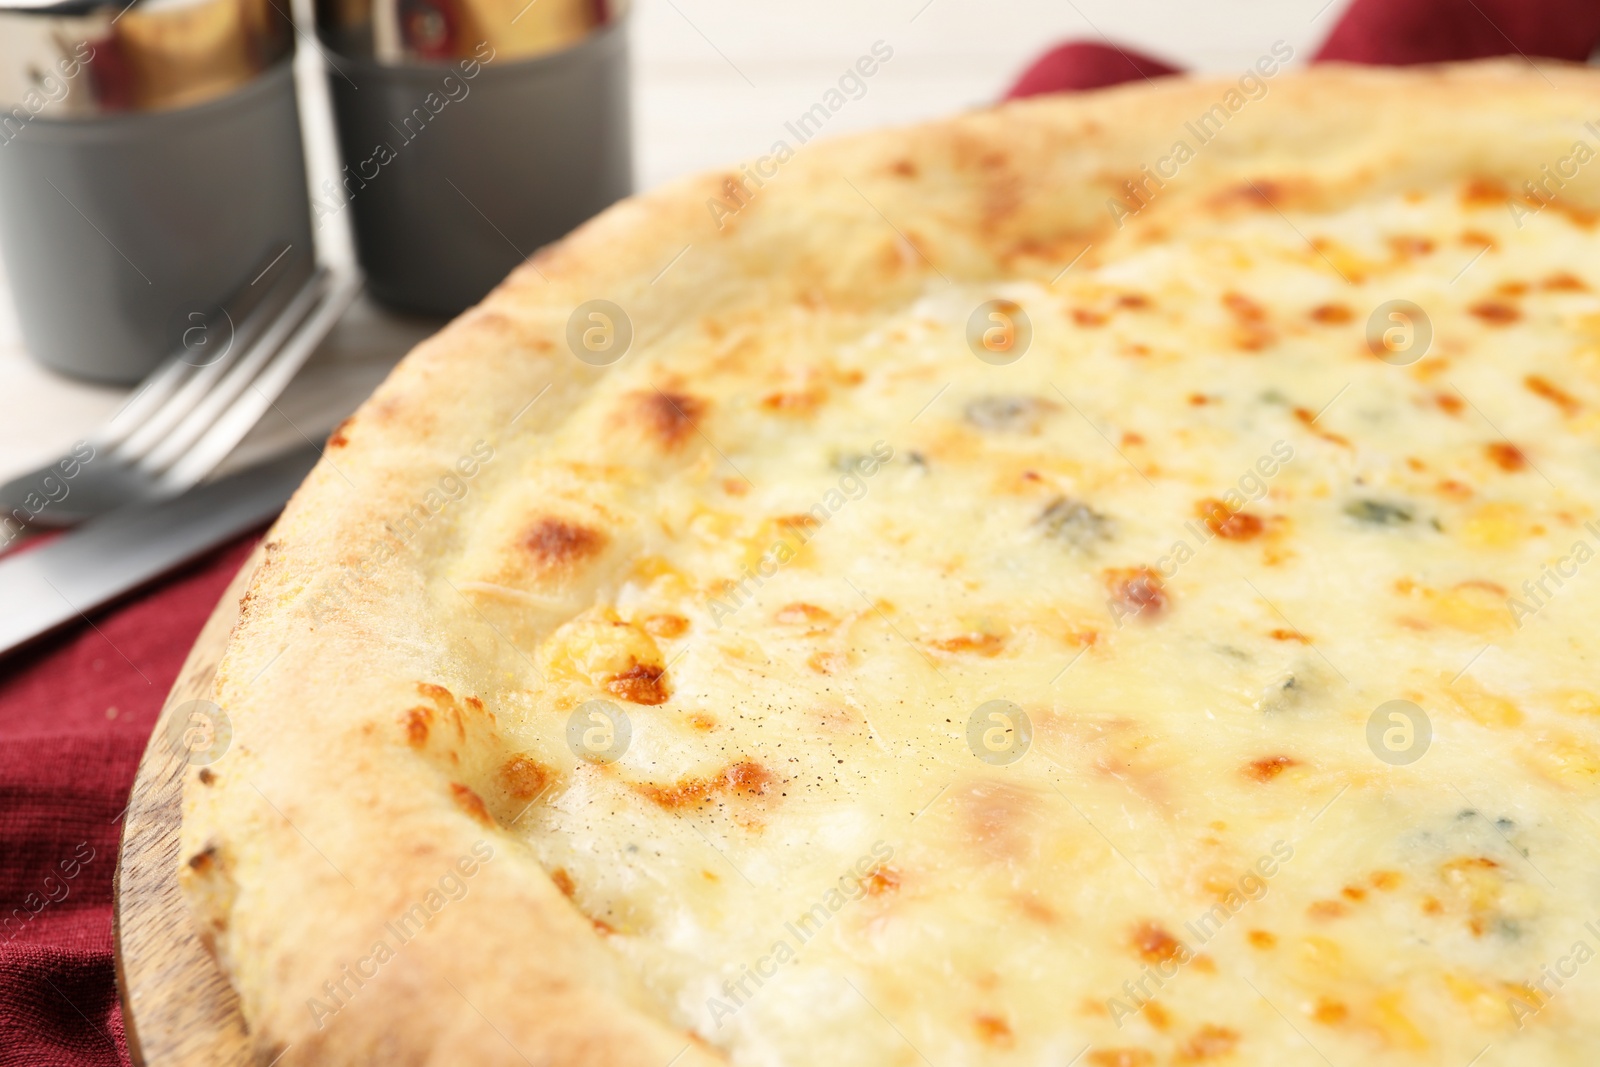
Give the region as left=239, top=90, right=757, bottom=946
left=179, top=61, right=1600, bottom=1065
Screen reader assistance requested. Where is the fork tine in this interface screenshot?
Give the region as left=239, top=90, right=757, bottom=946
left=102, top=245, right=305, bottom=457
left=157, top=272, right=361, bottom=492
left=113, top=282, right=306, bottom=465
left=139, top=269, right=328, bottom=475
left=112, top=340, right=249, bottom=463
left=96, top=353, right=198, bottom=449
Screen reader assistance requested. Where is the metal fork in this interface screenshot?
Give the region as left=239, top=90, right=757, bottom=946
left=0, top=249, right=361, bottom=528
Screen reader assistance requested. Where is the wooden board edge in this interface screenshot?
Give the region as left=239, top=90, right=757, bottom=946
left=114, top=543, right=266, bottom=1067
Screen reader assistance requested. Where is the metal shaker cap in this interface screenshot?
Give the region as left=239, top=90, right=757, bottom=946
left=0, top=0, right=293, bottom=117
left=315, top=0, right=624, bottom=65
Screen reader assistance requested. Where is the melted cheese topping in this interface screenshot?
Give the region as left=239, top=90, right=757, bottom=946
left=443, top=183, right=1600, bottom=1065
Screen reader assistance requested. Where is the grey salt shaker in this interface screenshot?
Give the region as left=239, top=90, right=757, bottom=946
left=315, top=0, right=632, bottom=315
left=0, top=0, right=315, bottom=384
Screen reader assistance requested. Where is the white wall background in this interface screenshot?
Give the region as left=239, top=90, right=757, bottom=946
left=629, top=0, right=1353, bottom=189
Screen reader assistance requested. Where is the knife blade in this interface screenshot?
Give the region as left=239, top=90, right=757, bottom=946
left=0, top=444, right=319, bottom=657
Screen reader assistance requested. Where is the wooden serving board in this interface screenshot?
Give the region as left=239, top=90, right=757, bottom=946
left=114, top=544, right=264, bottom=1067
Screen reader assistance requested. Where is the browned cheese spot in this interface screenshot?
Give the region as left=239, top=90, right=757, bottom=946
left=775, top=602, right=835, bottom=626
left=606, top=660, right=669, bottom=705
left=1309, top=303, right=1353, bottom=324
left=1388, top=234, right=1435, bottom=258
left=414, top=682, right=466, bottom=741
left=1180, top=1025, right=1240, bottom=1061
left=1485, top=441, right=1528, bottom=472
left=1223, top=292, right=1266, bottom=322
left=1104, top=567, right=1168, bottom=621
left=634, top=390, right=708, bottom=449
left=973, top=1014, right=1014, bottom=1049
left=401, top=706, right=432, bottom=747
left=724, top=760, right=773, bottom=796
left=1469, top=300, right=1521, bottom=325
left=635, top=760, right=774, bottom=810
left=1542, top=271, right=1588, bottom=291
left=1243, top=755, right=1300, bottom=782
left=863, top=864, right=902, bottom=895
left=1210, top=179, right=1284, bottom=211
left=500, top=755, right=552, bottom=800
left=1461, top=178, right=1510, bottom=206
left=187, top=844, right=220, bottom=874
left=326, top=417, right=353, bottom=448
left=550, top=867, right=576, bottom=898
left=1222, top=291, right=1274, bottom=351
left=1291, top=406, right=1352, bottom=448
left=524, top=517, right=608, bottom=570
left=1525, top=373, right=1582, bottom=416
left=1131, top=921, right=1184, bottom=965
left=929, top=632, right=1006, bottom=656
left=760, top=388, right=826, bottom=415
left=1197, top=498, right=1264, bottom=541
left=637, top=775, right=717, bottom=810
left=449, top=783, right=493, bottom=825
left=642, top=613, right=689, bottom=638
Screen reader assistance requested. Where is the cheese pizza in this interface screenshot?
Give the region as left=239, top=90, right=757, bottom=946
left=180, top=60, right=1600, bottom=1066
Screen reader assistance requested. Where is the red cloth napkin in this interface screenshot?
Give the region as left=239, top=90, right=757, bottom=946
left=3, top=2, right=1597, bottom=1064
left=0, top=533, right=259, bottom=1067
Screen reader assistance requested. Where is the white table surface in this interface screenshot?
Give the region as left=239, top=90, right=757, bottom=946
left=0, top=0, right=1354, bottom=489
